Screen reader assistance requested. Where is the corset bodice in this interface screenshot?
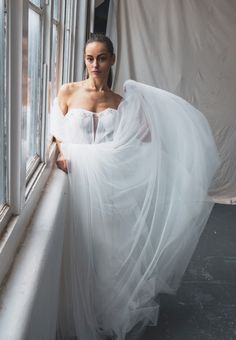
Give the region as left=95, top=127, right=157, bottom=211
left=63, top=107, right=118, bottom=144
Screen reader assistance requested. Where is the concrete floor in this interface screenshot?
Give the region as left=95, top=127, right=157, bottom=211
left=142, top=203, right=236, bottom=340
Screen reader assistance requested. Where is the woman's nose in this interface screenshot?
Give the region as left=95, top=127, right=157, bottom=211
left=93, top=59, right=98, bottom=67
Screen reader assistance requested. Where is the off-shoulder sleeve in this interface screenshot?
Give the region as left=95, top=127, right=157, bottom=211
left=50, top=97, right=66, bottom=141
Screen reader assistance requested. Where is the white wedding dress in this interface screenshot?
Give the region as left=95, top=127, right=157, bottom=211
left=51, top=80, right=220, bottom=340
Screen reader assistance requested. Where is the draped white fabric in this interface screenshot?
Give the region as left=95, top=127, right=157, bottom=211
left=107, top=0, right=236, bottom=203
left=51, top=80, right=219, bottom=339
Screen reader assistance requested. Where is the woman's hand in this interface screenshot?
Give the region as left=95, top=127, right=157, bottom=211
left=56, top=154, right=68, bottom=174
left=55, top=139, right=68, bottom=174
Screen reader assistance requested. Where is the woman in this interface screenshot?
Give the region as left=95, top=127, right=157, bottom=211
left=51, top=34, right=220, bottom=340
left=54, top=34, right=122, bottom=174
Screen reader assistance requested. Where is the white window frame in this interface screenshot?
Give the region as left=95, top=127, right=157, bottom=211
left=0, top=0, right=59, bottom=285
left=0, top=0, right=10, bottom=233
left=0, top=0, right=90, bottom=286
left=62, top=0, right=77, bottom=83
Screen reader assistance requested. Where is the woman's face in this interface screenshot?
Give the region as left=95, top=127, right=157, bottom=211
left=85, top=42, right=115, bottom=81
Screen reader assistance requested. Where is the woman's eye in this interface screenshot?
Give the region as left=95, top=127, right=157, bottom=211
left=98, top=57, right=106, bottom=62
left=86, top=56, right=107, bottom=63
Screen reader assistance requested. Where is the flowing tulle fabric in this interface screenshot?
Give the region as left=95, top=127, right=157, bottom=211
left=51, top=80, right=220, bottom=340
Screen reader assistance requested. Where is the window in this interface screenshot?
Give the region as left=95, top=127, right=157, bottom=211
left=26, top=2, right=44, bottom=179
left=0, top=0, right=7, bottom=210
left=31, top=0, right=41, bottom=6
left=51, top=0, right=61, bottom=101
left=63, top=0, right=77, bottom=83
left=0, top=0, right=88, bottom=285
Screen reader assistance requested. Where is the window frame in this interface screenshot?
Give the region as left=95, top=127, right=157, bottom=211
left=0, top=0, right=90, bottom=286
left=0, top=0, right=58, bottom=282
left=26, top=1, right=45, bottom=182
left=62, top=0, right=77, bottom=83
left=0, top=0, right=9, bottom=233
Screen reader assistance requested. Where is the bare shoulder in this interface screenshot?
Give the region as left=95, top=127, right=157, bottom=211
left=57, top=81, right=84, bottom=114
left=112, top=92, right=123, bottom=108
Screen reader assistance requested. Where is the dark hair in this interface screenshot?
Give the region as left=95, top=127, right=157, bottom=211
left=84, top=33, right=114, bottom=88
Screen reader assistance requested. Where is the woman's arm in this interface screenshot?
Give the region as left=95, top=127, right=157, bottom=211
left=54, top=84, right=71, bottom=173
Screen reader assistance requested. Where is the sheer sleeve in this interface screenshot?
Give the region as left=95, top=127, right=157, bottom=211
left=119, top=80, right=220, bottom=188
left=50, top=97, right=66, bottom=141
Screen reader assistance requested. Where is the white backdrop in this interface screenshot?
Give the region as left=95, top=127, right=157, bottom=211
left=107, top=0, right=236, bottom=203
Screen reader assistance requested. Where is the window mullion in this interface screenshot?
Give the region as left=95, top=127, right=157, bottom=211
left=8, top=0, right=28, bottom=215
left=57, top=0, right=65, bottom=87
left=28, top=2, right=44, bottom=15
left=73, top=0, right=88, bottom=81
left=41, top=62, right=48, bottom=162
left=40, top=0, right=52, bottom=163
left=70, top=0, right=77, bottom=82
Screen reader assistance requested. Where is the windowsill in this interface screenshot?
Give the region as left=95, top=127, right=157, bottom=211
left=0, top=142, right=57, bottom=283
left=0, top=167, right=68, bottom=340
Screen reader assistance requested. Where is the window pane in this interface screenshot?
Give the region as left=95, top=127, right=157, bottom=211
left=27, top=9, right=42, bottom=168
left=51, top=23, right=59, bottom=99
left=0, top=0, right=7, bottom=207
left=30, top=0, right=42, bottom=7
left=53, top=0, right=60, bottom=21
left=63, top=1, right=73, bottom=83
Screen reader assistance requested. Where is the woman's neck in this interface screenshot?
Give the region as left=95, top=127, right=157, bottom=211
left=86, top=77, right=110, bottom=92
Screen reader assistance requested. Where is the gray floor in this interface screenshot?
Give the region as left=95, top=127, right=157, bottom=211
left=142, top=203, right=236, bottom=340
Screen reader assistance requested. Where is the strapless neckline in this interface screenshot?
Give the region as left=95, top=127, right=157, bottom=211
left=67, top=107, right=118, bottom=117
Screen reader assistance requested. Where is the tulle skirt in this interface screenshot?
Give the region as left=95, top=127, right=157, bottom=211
left=55, top=80, right=220, bottom=340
